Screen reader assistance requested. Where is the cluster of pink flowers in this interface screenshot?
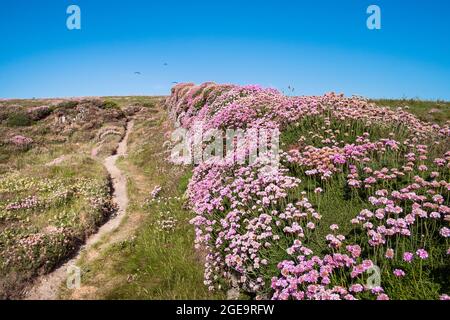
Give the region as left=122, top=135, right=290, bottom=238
left=167, top=83, right=449, bottom=138
left=286, top=135, right=402, bottom=181
left=352, top=168, right=450, bottom=248
left=3, top=227, right=73, bottom=270
left=5, top=196, right=39, bottom=211
left=271, top=251, right=388, bottom=300
left=165, top=82, right=450, bottom=300
left=8, top=135, right=33, bottom=147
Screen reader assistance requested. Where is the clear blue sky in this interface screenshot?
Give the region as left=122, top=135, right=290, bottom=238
left=0, top=0, right=449, bottom=99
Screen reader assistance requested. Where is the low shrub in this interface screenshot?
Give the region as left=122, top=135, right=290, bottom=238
left=6, top=112, right=32, bottom=127
left=56, top=101, right=78, bottom=110
left=100, top=100, right=119, bottom=110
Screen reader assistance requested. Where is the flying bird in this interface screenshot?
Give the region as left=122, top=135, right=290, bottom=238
left=172, top=81, right=179, bottom=84
left=134, top=71, right=141, bottom=75
left=163, top=63, right=168, bottom=66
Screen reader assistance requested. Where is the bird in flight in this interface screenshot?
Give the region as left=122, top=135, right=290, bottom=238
left=163, top=63, right=168, bottom=66
left=134, top=71, right=141, bottom=75
left=172, top=81, right=178, bottom=84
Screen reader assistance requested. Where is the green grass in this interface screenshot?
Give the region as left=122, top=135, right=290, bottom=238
left=101, top=96, right=166, bottom=109
left=6, top=112, right=32, bottom=127
left=99, top=193, right=217, bottom=299
left=371, top=98, right=450, bottom=125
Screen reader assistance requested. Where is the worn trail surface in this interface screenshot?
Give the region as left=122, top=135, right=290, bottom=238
left=24, top=121, right=134, bottom=300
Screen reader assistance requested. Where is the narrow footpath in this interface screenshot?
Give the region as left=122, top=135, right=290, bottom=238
left=23, top=121, right=134, bottom=300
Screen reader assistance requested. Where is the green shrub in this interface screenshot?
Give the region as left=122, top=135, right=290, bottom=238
left=56, top=101, right=78, bottom=110
left=100, top=100, right=119, bottom=110
left=6, top=112, right=32, bottom=127
left=142, top=102, right=155, bottom=108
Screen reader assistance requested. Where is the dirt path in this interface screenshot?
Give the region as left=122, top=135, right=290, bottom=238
left=23, top=121, right=134, bottom=300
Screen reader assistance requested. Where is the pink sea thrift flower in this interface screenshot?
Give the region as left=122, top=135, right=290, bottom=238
left=346, top=245, right=362, bottom=258
left=440, top=227, right=450, bottom=238
left=371, top=286, right=384, bottom=294
left=314, top=187, right=323, bottom=194
left=418, top=165, right=428, bottom=172
left=306, top=222, right=316, bottom=230
left=385, top=248, right=394, bottom=259
left=403, top=252, right=414, bottom=263
left=330, top=224, right=339, bottom=231
left=393, top=269, right=406, bottom=277
left=349, top=284, right=364, bottom=293
left=416, top=249, right=429, bottom=260
left=377, top=293, right=390, bottom=300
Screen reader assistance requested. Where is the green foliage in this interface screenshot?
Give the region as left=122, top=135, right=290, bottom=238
left=56, top=101, right=78, bottom=110
left=178, top=170, right=193, bottom=193
left=6, top=112, right=32, bottom=127
left=371, top=99, right=450, bottom=125
left=142, top=102, right=156, bottom=109
left=100, top=100, right=120, bottom=110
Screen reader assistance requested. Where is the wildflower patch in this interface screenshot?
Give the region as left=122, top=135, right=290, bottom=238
left=166, top=82, right=450, bottom=300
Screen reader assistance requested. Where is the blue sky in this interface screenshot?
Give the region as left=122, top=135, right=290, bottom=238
left=0, top=0, right=449, bottom=99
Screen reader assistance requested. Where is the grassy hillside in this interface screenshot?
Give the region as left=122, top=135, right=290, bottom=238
left=0, top=97, right=145, bottom=298
left=371, top=99, right=450, bottom=125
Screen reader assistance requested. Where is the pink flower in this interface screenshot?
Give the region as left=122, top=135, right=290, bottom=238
left=418, top=165, right=428, bottom=172
left=306, top=222, right=315, bottom=230
left=346, top=245, right=362, bottom=258
left=385, top=248, right=394, bottom=259
left=403, top=252, right=414, bottom=263
left=377, top=293, right=390, bottom=300
left=416, top=249, right=429, bottom=260
left=332, top=153, right=346, bottom=165
left=440, top=227, right=450, bottom=238
left=330, top=224, right=339, bottom=231
left=314, top=187, right=323, bottom=194
left=349, top=284, right=364, bottom=293
left=440, top=294, right=450, bottom=300
left=371, top=286, right=384, bottom=294
left=430, top=171, right=439, bottom=178
left=393, top=269, right=406, bottom=277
